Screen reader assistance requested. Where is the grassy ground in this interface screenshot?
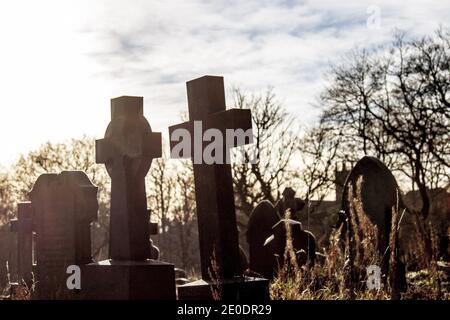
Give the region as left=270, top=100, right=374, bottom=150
left=268, top=201, right=450, bottom=300
left=269, top=237, right=450, bottom=300
left=1, top=194, right=448, bottom=300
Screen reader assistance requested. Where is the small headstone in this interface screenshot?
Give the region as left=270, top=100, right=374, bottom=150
left=84, top=96, right=175, bottom=300
left=267, top=219, right=316, bottom=268
left=0, top=225, right=17, bottom=289
left=169, top=76, right=269, bottom=300
left=29, top=171, right=98, bottom=299
left=9, top=202, right=33, bottom=287
left=246, top=200, right=279, bottom=278
left=247, top=188, right=308, bottom=278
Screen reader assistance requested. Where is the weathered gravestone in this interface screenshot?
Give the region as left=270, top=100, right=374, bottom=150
left=336, top=156, right=407, bottom=292
left=265, top=219, right=316, bottom=269
left=247, top=188, right=312, bottom=279
left=84, top=96, right=175, bottom=300
left=9, top=202, right=33, bottom=287
left=169, top=76, right=269, bottom=300
left=0, top=224, right=16, bottom=289
left=29, top=171, right=98, bottom=299
left=246, top=200, right=279, bottom=279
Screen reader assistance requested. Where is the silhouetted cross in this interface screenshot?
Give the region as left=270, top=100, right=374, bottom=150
left=96, top=96, right=161, bottom=260
left=169, top=76, right=253, bottom=279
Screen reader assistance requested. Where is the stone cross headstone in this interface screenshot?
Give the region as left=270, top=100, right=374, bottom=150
left=95, top=96, right=162, bottom=260
left=9, top=202, right=33, bottom=286
left=169, top=76, right=269, bottom=300
left=84, top=96, right=175, bottom=300
left=29, top=171, right=98, bottom=299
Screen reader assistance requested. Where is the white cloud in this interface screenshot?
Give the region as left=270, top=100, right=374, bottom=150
left=0, top=0, right=448, bottom=167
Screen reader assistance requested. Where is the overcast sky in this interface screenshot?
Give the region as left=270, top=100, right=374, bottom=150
left=0, top=0, right=448, bottom=168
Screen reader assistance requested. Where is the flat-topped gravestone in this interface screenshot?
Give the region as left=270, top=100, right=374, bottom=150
left=84, top=96, right=175, bottom=300
left=169, top=76, right=269, bottom=300
left=10, top=202, right=34, bottom=287
left=29, top=171, right=98, bottom=299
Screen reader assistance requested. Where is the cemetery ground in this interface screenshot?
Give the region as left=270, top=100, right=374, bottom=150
left=0, top=28, right=449, bottom=301
left=1, top=173, right=449, bottom=301
left=0, top=216, right=449, bottom=300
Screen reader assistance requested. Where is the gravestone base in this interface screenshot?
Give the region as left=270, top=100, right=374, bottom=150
left=177, top=277, right=270, bottom=300
left=83, top=259, right=176, bottom=300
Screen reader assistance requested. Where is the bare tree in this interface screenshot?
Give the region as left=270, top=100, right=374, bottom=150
left=231, top=88, right=299, bottom=222
left=0, top=173, right=15, bottom=225
left=147, top=151, right=175, bottom=261
left=320, top=29, right=450, bottom=219
left=147, top=136, right=199, bottom=271
left=296, top=123, right=342, bottom=210
left=171, top=161, right=197, bottom=270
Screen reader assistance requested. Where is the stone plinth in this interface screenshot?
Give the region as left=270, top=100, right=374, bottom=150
left=177, top=277, right=269, bottom=300
left=84, top=96, right=175, bottom=300
left=84, top=259, right=175, bottom=300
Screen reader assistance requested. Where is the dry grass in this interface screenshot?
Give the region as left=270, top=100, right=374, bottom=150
left=269, top=232, right=448, bottom=300
left=207, top=248, right=223, bottom=300
left=270, top=224, right=390, bottom=300
left=270, top=181, right=449, bottom=300
left=2, top=178, right=448, bottom=300
left=0, top=261, right=33, bottom=300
